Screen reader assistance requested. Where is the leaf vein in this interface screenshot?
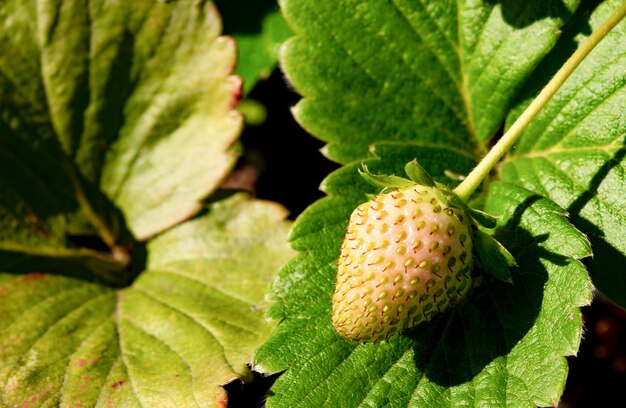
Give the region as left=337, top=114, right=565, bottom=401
left=358, top=348, right=414, bottom=407
left=131, top=286, right=240, bottom=405
left=94, top=356, right=124, bottom=408
left=539, top=156, right=621, bottom=215
left=307, top=6, right=465, bottom=140
left=300, top=344, right=359, bottom=408
left=60, top=312, right=115, bottom=401
left=527, top=51, right=626, bottom=152
left=109, top=9, right=177, bottom=200
left=150, top=268, right=256, bottom=308
left=2, top=288, right=109, bottom=394
left=388, top=0, right=462, bottom=89
left=416, top=0, right=461, bottom=56
left=546, top=85, right=626, bottom=151
left=116, top=291, right=145, bottom=408
left=120, top=314, right=201, bottom=408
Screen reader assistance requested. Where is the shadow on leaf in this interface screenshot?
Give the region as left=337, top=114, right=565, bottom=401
left=407, top=194, right=571, bottom=386
left=507, top=0, right=597, bottom=115
left=487, top=0, right=581, bottom=28
left=568, top=142, right=626, bottom=307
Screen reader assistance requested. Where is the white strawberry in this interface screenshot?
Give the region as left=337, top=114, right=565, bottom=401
left=331, top=176, right=475, bottom=342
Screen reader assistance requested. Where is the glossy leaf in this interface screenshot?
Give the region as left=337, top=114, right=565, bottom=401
left=474, top=228, right=515, bottom=281
left=280, top=0, right=578, bottom=164
left=256, top=161, right=591, bottom=407
left=502, top=0, right=626, bottom=307
left=253, top=0, right=613, bottom=406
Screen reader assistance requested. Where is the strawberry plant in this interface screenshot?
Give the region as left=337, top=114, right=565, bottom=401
left=0, top=1, right=624, bottom=408
left=0, top=1, right=293, bottom=406
left=254, top=0, right=626, bottom=407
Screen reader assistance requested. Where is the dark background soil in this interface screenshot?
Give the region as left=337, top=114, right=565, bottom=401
left=224, top=69, right=626, bottom=408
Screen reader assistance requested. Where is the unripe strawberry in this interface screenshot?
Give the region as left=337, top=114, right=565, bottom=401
left=331, top=184, right=474, bottom=342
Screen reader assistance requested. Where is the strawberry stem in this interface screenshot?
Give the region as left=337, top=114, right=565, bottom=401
left=453, top=0, right=626, bottom=202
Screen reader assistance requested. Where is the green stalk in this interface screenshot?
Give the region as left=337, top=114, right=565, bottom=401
left=63, top=161, right=130, bottom=270
left=454, top=0, right=626, bottom=201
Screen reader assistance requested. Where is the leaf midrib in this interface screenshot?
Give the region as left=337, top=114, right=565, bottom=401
left=454, top=0, right=486, bottom=157
left=2, top=288, right=110, bottom=396
left=523, top=47, right=626, bottom=154
left=59, top=314, right=116, bottom=403
left=507, top=142, right=622, bottom=160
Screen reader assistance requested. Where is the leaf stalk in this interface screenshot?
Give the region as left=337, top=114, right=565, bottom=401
left=64, top=161, right=130, bottom=270
left=453, top=0, right=626, bottom=201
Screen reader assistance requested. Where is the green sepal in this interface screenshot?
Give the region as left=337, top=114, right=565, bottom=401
left=469, top=209, right=499, bottom=229
left=475, top=229, right=516, bottom=282
left=404, top=159, right=436, bottom=187
left=358, top=163, right=416, bottom=190
left=365, top=193, right=377, bottom=201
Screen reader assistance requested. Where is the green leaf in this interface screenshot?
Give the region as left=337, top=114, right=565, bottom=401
left=254, top=0, right=620, bottom=404
left=280, top=0, right=578, bottom=164
left=257, top=153, right=591, bottom=407
left=501, top=0, right=626, bottom=307
left=0, top=195, right=293, bottom=407
left=0, top=1, right=296, bottom=404
left=468, top=208, right=498, bottom=229
left=358, top=163, right=416, bottom=190
left=215, top=0, right=292, bottom=95
left=0, top=0, right=243, bottom=241
left=0, top=130, right=129, bottom=282
left=474, top=228, right=515, bottom=281
left=320, top=143, right=478, bottom=198
left=404, top=159, right=436, bottom=187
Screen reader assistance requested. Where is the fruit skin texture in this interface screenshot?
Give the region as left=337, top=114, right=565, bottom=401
left=331, top=184, right=474, bottom=343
